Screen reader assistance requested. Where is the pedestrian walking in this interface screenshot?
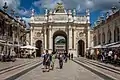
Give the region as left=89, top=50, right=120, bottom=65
left=71, top=53, right=73, bottom=60
left=64, top=54, right=68, bottom=63
left=58, top=53, right=64, bottom=69
left=43, top=50, right=50, bottom=72
left=68, top=53, right=70, bottom=60
left=42, top=52, right=46, bottom=69
left=114, top=52, right=118, bottom=64
left=51, top=52, right=56, bottom=70
left=108, top=50, right=113, bottom=63
left=1, top=52, right=4, bottom=62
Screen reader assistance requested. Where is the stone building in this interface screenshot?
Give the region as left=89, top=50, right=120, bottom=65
left=30, top=2, right=92, bottom=57
left=0, top=9, right=26, bottom=56
left=93, top=9, right=120, bottom=48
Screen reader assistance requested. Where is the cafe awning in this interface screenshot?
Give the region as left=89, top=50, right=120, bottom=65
left=93, top=45, right=106, bottom=49
left=20, top=45, right=38, bottom=50
left=109, top=43, right=120, bottom=48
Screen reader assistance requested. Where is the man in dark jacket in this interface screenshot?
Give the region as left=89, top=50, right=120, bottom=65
left=43, top=50, right=50, bottom=72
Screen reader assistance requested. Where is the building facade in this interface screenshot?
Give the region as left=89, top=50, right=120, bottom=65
left=93, top=10, right=120, bottom=48
left=0, top=9, right=26, bottom=56
left=30, top=3, right=91, bottom=57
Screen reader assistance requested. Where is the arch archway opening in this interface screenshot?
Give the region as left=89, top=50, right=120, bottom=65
left=78, top=40, right=85, bottom=57
left=53, top=31, right=68, bottom=54
left=35, top=40, right=42, bottom=57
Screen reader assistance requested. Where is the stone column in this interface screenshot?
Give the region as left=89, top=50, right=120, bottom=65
left=44, top=28, right=47, bottom=50
left=49, top=25, right=52, bottom=53
left=30, top=27, right=33, bottom=46
left=13, top=31, right=15, bottom=50
left=17, top=25, right=20, bottom=53
left=69, top=25, right=72, bottom=52
left=76, top=42, right=78, bottom=57
left=30, top=26, right=34, bottom=57
left=74, top=28, right=76, bottom=49
left=88, top=26, right=90, bottom=48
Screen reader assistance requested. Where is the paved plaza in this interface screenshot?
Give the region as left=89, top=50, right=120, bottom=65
left=0, top=58, right=41, bottom=70
left=0, top=57, right=120, bottom=80
left=16, top=59, right=103, bottom=80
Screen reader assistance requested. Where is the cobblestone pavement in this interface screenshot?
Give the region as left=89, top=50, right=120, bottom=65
left=16, top=59, right=103, bottom=80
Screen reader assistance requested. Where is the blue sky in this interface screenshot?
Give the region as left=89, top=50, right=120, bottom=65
left=0, top=0, right=120, bottom=27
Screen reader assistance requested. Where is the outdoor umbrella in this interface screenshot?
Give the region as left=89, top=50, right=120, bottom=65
left=20, top=45, right=38, bottom=50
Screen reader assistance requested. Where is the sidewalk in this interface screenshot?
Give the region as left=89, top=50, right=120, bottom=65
left=16, top=59, right=103, bottom=80
left=81, top=57, right=120, bottom=71
left=0, top=58, right=42, bottom=71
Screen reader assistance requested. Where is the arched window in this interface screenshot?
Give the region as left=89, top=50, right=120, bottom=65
left=97, top=30, right=100, bottom=45
left=102, top=32, right=105, bottom=44
left=114, top=27, right=119, bottom=42
left=94, top=35, right=97, bottom=46
left=107, top=29, right=111, bottom=43
left=114, top=29, right=116, bottom=42
left=98, top=33, right=101, bottom=45
left=117, top=28, right=119, bottom=41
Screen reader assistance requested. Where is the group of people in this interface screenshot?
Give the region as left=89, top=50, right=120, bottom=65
left=97, top=49, right=120, bottom=64
left=87, top=48, right=120, bottom=65
left=42, top=50, right=55, bottom=72
left=0, top=50, right=16, bottom=62
left=42, top=50, right=73, bottom=72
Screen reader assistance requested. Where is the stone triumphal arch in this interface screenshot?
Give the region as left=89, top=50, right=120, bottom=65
left=30, top=3, right=91, bottom=57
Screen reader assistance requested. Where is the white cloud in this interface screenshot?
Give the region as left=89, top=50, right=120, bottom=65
left=33, top=0, right=63, bottom=9
left=0, top=0, right=20, bottom=10
left=0, top=0, right=31, bottom=18
left=33, top=0, right=120, bottom=12
left=18, top=8, right=31, bottom=17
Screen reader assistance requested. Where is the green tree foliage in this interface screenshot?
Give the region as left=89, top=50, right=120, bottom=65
left=56, top=39, right=66, bottom=44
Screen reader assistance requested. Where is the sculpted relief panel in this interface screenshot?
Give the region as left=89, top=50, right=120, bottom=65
left=76, top=30, right=86, bottom=40
left=52, top=15, right=68, bottom=21
left=34, top=16, right=45, bottom=22
left=33, top=31, right=43, bottom=40
left=75, top=16, right=87, bottom=23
